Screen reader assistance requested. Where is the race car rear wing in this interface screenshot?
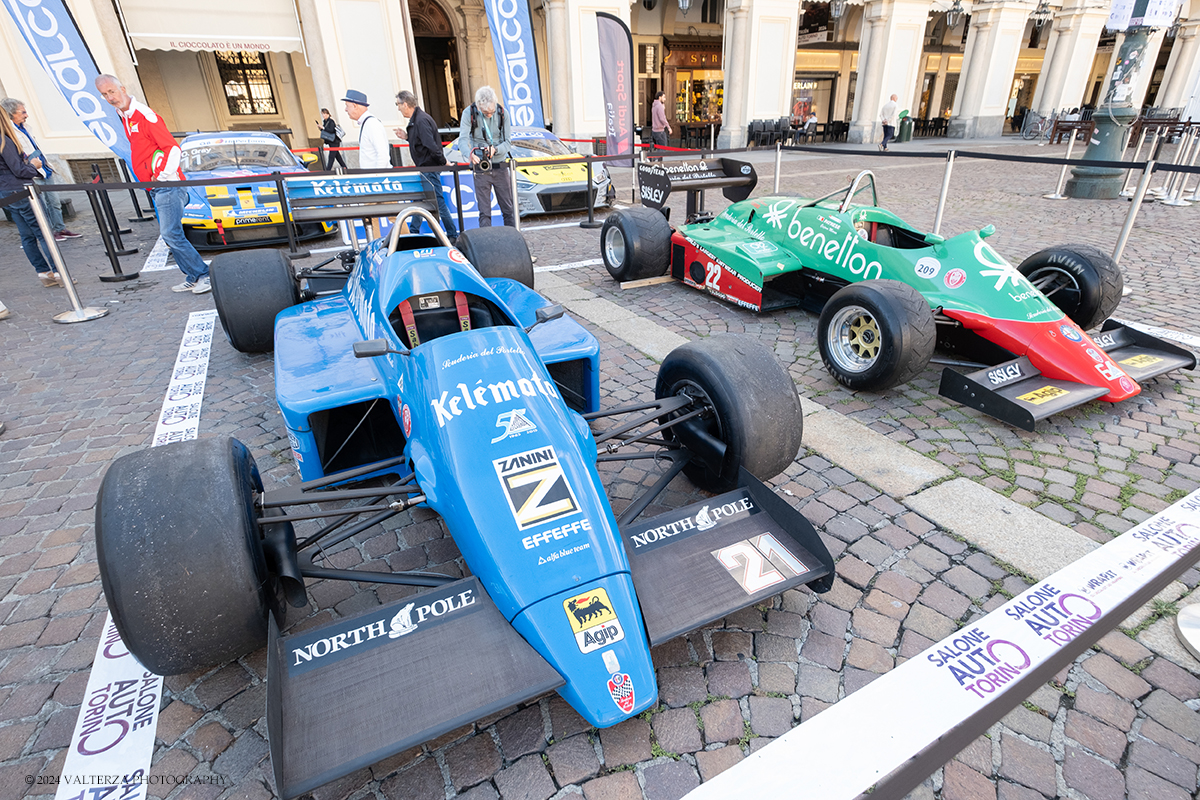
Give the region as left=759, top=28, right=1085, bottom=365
left=637, top=158, right=757, bottom=224
left=284, top=171, right=438, bottom=247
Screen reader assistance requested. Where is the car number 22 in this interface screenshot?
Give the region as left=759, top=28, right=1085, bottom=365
left=712, top=533, right=808, bottom=595
left=705, top=261, right=722, bottom=291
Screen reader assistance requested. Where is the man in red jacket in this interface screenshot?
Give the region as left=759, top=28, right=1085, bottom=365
left=95, top=74, right=211, bottom=294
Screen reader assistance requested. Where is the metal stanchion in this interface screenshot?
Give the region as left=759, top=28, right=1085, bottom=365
left=710, top=124, right=715, bottom=151
left=119, top=161, right=152, bottom=223
left=1120, top=128, right=1151, bottom=197
left=1112, top=160, right=1156, bottom=266
left=27, top=185, right=109, bottom=323
left=1043, top=134, right=1077, bottom=200
left=85, top=189, right=125, bottom=277
left=1161, top=128, right=1197, bottom=206
left=773, top=142, right=782, bottom=193
left=452, top=168, right=465, bottom=235
left=580, top=156, right=602, bottom=229
left=1146, top=131, right=1171, bottom=197
left=509, top=156, right=521, bottom=232
left=276, top=175, right=309, bottom=259
left=90, top=166, right=137, bottom=255
left=932, top=150, right=956, bottom=236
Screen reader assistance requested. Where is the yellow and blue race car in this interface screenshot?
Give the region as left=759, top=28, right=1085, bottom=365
left=179, top=131, right=334, bottom=250
left=445, top=127, right=613, bottom=216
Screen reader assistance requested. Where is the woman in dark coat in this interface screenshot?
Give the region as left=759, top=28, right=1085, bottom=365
left=0, top=110, right=59, bottom=287
left=321, top=108, right=347, bottom=171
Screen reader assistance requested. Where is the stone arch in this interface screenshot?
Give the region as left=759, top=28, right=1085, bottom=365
left=407, top=0, right=468, bottom=124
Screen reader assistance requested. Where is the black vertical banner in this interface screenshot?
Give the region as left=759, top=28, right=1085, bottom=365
left=597, top=12, right=634, bottom=167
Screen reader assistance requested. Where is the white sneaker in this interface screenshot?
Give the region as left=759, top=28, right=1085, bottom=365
left=191, top=276, right=212, bottom=295
left=171, top=280, right=197, bottom=292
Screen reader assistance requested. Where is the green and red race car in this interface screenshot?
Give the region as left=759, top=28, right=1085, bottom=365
left=600, top=164, right=1196, bottom=430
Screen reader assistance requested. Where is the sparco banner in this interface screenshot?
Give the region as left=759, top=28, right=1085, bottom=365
left=484, top=0, right=545, bottom=129
left=596, top=12, right=634, bottom=167
left=2, top=0, right=131, bottom=165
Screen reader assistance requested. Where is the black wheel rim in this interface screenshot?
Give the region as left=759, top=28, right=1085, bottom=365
left=1026, top=266, right=1083, bottom=316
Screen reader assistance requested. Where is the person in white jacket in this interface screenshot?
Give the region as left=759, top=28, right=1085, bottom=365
left=342, top=90, right=390, bottom=170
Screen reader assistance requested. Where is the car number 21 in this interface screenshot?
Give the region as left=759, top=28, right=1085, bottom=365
left=712, top=533, right=808, bottom=595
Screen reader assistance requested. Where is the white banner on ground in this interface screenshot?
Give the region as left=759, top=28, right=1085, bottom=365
left=687, top=486, right=1200, bottom=800
left=151, top=310, right=219, bottom=446
left=56, top=311, right=218, bottom=798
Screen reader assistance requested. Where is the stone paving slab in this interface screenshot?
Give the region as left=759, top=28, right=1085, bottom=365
left=907, top=477, right=1098, bottom=580
left=802, top=409, right=953, bottom=498
left=1, top=139, right=1199, bottom=800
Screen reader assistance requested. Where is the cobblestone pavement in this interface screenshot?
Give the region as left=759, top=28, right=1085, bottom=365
left=1, top=136, right=1199, bottom=800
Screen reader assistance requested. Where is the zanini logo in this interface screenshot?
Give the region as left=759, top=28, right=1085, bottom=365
left=494, top=446, right=580, bottom=530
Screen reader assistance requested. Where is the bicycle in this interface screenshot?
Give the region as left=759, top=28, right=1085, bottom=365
left=1021, top=112, right=1054, bottom=141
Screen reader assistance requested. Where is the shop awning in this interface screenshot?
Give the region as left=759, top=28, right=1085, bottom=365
left=119, top=0, right=304, bottom=53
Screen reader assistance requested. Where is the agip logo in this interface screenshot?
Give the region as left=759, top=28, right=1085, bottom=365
left=562, top=587, right=625, bottom=654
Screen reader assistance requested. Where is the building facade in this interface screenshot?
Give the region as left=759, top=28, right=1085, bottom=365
left=0, top=0, right=1197, bottom=173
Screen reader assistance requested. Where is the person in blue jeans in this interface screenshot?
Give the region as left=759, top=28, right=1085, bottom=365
left=0, top=109, right=60, bottom=287
left=97, top=74, right=210, bottom=294
left=394, top=90, right=459, bottom=240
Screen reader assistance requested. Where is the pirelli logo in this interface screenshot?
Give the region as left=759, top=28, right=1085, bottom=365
left=494, top=446, right=581, bottom=530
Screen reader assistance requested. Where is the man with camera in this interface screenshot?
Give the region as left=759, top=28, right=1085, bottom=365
left=456, top=86, right=515, bottom=227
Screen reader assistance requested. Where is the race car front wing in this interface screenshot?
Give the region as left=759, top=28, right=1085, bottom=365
left=264, top=471, right=832, bottom=798
left=938, top=322, right=1196, bottom=431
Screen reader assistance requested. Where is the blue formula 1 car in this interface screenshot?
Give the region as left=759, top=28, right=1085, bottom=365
left=94, top=207, right=833, bottom=798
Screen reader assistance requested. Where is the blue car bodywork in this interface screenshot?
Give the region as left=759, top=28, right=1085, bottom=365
left=273, top=237, right=653, bottom=727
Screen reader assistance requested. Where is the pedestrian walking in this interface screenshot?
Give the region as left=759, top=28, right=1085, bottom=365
left=320, top=108, right=347, bottom=171
left=879, top=94, right=898, bottom=152
left=651, top=91, right=672, bottom=152
left=343, top=90, right=390, bottom=170
left=95, top=74, right=211, bottom=294
left=395, top=90, right=458, bottom=240
left=1, top=98, right=82, bottom=241
left=0, top=108, right=61, bottom=288
left=457, top=86, right=515, bottom=228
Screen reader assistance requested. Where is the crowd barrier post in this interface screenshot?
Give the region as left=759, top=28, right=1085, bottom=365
left=1120, top=127, right=1151, bottom=196
left=636, top=145, right=644, bottom=203
left=93, top=188, right=140, bottom=283
left=509, top=156, right=522, bottom=232
left=932, top=150, right=956, bottom=236
left=119, top=161, right=152, bottom=223
left=276, top=175, right=309, bottom=260
left=1161, top=127, right=1197, bottom=206
left=452, top=168, right=465, bottom=235
left=1112, top=160, right=1156, bottom=265
left=1042, top=135, right=1076, bottom=200
left=27, top=185, right=109, bottom=323
left=580, top=156, right=602, bottom=229
left=773, top=142, right=782, bottom=193
left=90, top=165, right=137, bottom=256
left=1150, top=127, right=1189, bottom=198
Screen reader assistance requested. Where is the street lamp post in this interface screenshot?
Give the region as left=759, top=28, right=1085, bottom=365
left=1064, top=28, right=1153, bottom=198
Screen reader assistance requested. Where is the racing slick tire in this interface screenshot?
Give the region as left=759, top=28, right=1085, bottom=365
left=655, top=334, right=803, bottom=493
left=601, top=207, right=671, bottom=282
left=818, top=280, right=936, bottom=391
left=95, top=437, right=280, bottom=675
left=1016, top=244, right=1123, bottom=331
left=457, top=226, right=535, bottom=288
left=210, top=249, right=300, bottom=353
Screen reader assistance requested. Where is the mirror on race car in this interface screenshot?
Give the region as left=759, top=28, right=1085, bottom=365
left=924, top=233, right=946, bottom=245
left=525, top=303, right=565, bottom=332
left=980, top=224, right=997, bottom=238
left=353, top=339, right=408, bottom=358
